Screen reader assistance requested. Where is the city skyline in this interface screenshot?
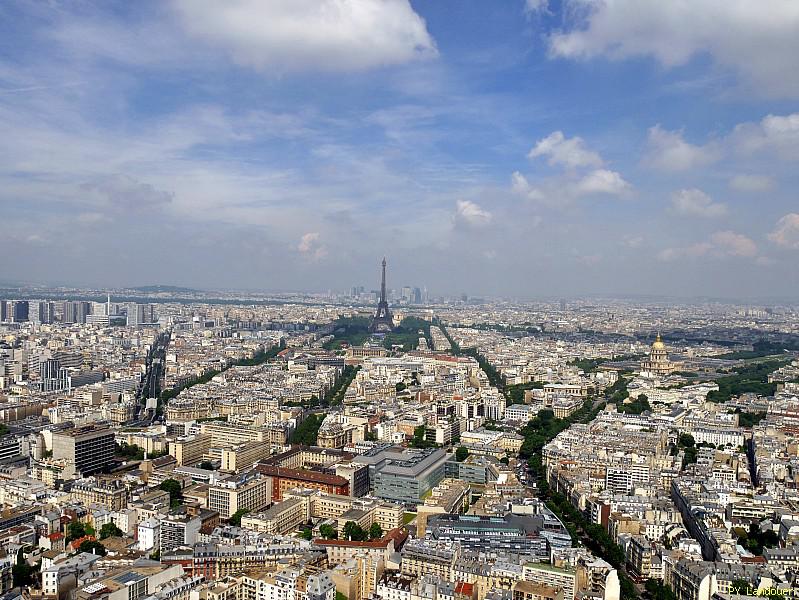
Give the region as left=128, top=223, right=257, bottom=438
left=1, top=1, right=799, bottom=298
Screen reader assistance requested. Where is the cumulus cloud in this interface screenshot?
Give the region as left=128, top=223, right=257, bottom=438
left=511, top=171, right=546, bottom=202
left=670, top=188, right=727, bottom=218
left=528, top=131, right=603, bottom=169
left=454, top=199, right=492, bottom=228
left=643, top=125, right=720, bottom=171
left=769, top=213, right=799, bottom=249
left=711, top=230, right=758, bottom=257
left=545, top=0, right=799, bottom=98
left=173, top=0, right=437, bottom=73
left=728, top=174, right=775, bottom=193
left=297, top=232, right=327, bottom=259
left=658, top=230, right=757, bottom=261
left=511, top=168, right=630, bottom=204
left=574, top=169, right=631, bottom=196
left=731, top=113, right=799, bottom=159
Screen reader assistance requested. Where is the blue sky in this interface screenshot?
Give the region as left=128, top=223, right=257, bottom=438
left=1, top=0, right=798, bottom=299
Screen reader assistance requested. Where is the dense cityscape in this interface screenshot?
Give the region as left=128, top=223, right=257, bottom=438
left=1, top=256, right=799, bottom=600
left=2, top=2, right=799, bottom=600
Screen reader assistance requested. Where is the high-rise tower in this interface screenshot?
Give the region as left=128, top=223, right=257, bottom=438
left=370, top=257, right=394, bottom=333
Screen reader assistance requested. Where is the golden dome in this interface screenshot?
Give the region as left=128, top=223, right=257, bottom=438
left=652, top=333, right=666, bottom=351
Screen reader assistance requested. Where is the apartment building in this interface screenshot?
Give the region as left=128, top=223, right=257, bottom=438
left=52, top=425, right=115, bottom=477
left=220, top=442, right=271, bottom=472
left=208, top=475, right=272, bottom=519
left=71, top=478, right=128, bottom=511
left=169, top=434, right=212, bottom=467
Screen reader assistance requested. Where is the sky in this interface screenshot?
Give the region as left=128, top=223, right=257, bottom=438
left=1, top=0, right=798, bottom=299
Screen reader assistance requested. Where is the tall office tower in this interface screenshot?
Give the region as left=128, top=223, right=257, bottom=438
left=127, top=303, right=156, bottom=327
left=413, top=287, right=422, bottom=304
left=12, top=301, right=29, bottom=322
left=402, top=286, right=412, bottom=303
left=0, top=301, right=8, bottom=322
left=62, top=301, right=76, bottom=324
left=126, top=303, right=140, bottom=327
left=31, top=301, right=55, bottom=324
left=77, top=301, right=90, bottom=323
left=62, top=301, right=88, bottom=323
left=92, top=301, right=108, bottom=317
left=52, top=425, right=115, bottom=477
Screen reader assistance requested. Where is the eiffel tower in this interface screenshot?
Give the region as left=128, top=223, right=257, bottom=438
left=370, top=257, right=394, bottom=333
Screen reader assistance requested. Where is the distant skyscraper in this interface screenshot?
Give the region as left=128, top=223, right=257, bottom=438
left=560, top=299, right=567, bottom=311
left=412, top=287, right=422, bottom=304
left=127, top=303, right=156, bottom=327
left=370, top=257, right=394, bottom=333
left=31, top=301, right=55, bottom=324
left=12, top=300, right=29, bottom=322
left=62, top=301, right=90, bottom=324
left=0, top=301, right=8, bottom=322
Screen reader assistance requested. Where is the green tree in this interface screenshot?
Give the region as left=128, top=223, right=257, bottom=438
left=678, top=433, right=695, bottom=448
left=730, top=579, right=751, bottom=594
left=409, top=425, right=436, bottom=449
left=369, top=522, right=383, bottom=540
left=12, top=548, right=36, bottom=587
left=199, top=461, right=215, bottom=470
left=300, top=528, right=313, bottom=541
left=67, top=520, right=86, bottom=541
left=99, top=522, right=123, bottom=539
left=645, top=579, right=678, bottom=600
left=455, top=446, right=469, bottom=462
left=78, top=540, right=107, bottom=556
left=229, top=509, right=249, bottom=526
left=319, top=524, right=337, bottom=539
left=291, top=414, right=325, bottom=445
left=342, top=521, right=367, bottom=541
left=159, top=479, right=183, bottom=508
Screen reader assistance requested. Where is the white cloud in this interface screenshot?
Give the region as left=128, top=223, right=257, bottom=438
left=769, top=213, right=799, bottom=249
left=511, top=171, right=546, bottom=202
left=643, top=125, right=720, bottom=171
left=454, top=199, right=492, bottom=227
left=670, top=188, right=727, bottom=218
left=172, top=0, right=437, bottom=73
left=574, top=169, right=630, bottom=196
left=710, top=230, right=757, bottom=257
left=545, top=0, right=799, bottom=98
left=658, top=230, right=757, bottom=261
left=731, top=113, right=799, bottom=159
left=511, top=168, right=630, bottom=203
left=728, top=174, right=775, bottom=193
left=524, top=0, right=549, bottom=13
left=528, top=130, right=603, bottom=169
left=297, top=232, right=327, bottom=259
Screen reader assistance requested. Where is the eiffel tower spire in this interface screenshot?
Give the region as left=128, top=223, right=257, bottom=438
left=380, top=257, right=387, bottom=304
left=370, top=256, right=394, bottom=333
